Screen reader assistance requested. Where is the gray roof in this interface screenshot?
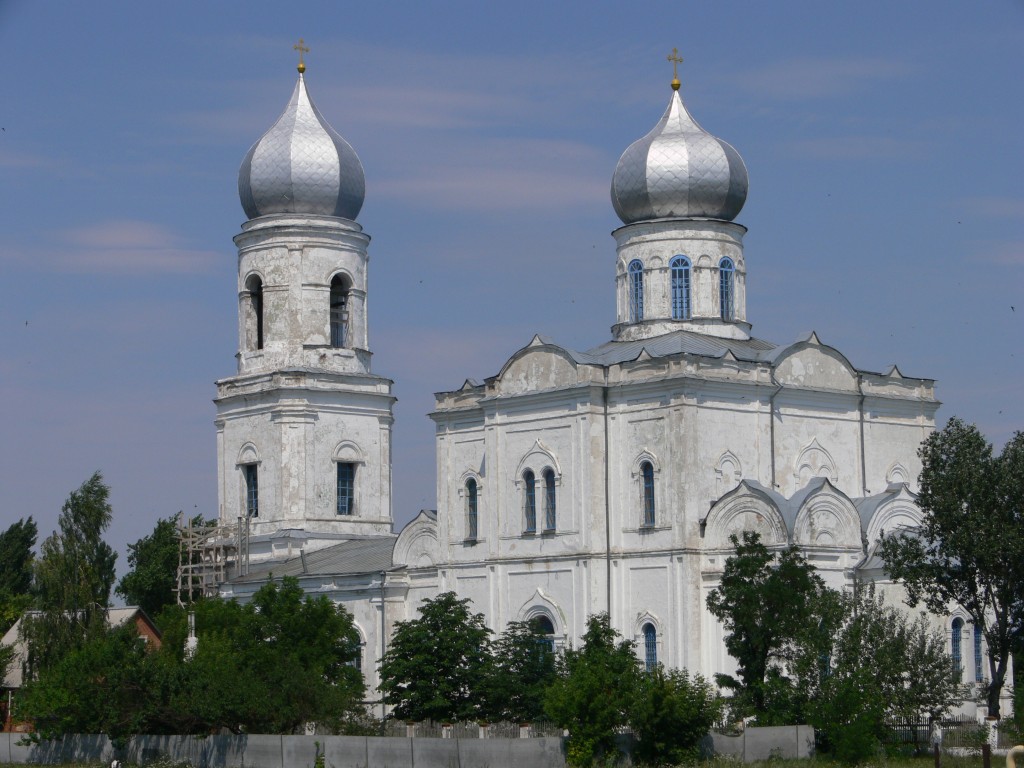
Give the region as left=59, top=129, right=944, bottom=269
left=551, top=329, right=777, bottom=367
left=231, top=536, right=398, bottom=584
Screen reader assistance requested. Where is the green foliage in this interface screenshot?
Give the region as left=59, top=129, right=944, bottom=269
left=628, top=666, right=720, bottom=766
left=705, top=531, right=832, bottom=721
left=0, top=516, right=37, bottom=633
left=117, top=515, right=204, bottom=617
left=482, top=619, right=557, bottom=723
left=16, top=576, right=365, bottom=738
left=22, top=473, right=117, bottom=676
left=801, top=587, right=962, bottom=763
left=879, top=418, right=1024, bottom=715
left=378, top=592, right=492, bottom=723
left=544, top=614, right=639, bottom=767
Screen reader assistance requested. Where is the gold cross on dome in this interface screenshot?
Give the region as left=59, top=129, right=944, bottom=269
left=294, top=38, right=310, bottom=73
left=667, top=47, right=683, bottom=90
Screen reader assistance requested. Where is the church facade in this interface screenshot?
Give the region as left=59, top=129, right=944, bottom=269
left=214, top=58, right=994, bottom=712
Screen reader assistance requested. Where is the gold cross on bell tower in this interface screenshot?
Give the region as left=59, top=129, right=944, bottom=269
left=667, top=47, right=683, bottom=91
left=294, top=38, right=310, bottom=74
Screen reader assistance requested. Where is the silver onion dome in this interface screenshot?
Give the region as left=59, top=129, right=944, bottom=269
left=611, top=87, right=747, bottom=224
left=238, top=74, right=365, bottom=221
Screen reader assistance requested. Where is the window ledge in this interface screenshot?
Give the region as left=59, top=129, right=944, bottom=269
left=623, top=525, right=672, bottom=533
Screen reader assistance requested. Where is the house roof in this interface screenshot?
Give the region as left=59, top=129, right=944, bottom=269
left=229, top=536, right=398, bottom=584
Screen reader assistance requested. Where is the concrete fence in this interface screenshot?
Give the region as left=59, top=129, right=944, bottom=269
left=705, top=725, right=816, bottom=762
left=0, top=732, right=567, bottom=768
left=0, top=726, right=815, bottom=766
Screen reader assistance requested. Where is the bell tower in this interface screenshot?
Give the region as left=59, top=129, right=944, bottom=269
left=215, top=52, right=395, bottom=557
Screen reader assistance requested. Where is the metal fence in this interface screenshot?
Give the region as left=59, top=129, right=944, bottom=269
left=885, top=715, right=1019, bottom=751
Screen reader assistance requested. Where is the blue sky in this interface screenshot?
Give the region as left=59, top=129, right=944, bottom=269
left=1, top=1, right=1021, bottom=573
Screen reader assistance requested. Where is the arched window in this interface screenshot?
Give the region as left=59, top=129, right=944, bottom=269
left=245, top=275, right=264, bottom=351
left=337, top=463, right=355, bottom=515
left=719, top=257, right=735, bottom=321
left=330, top=275, right=350, bottom=348
left=974, top=624, right=984, bottom=682
left=628, top=260, right=644, bottom=322
left=532, top=615, right=556, bottom=654
left=244, top=464, right=259, bottom=517
left=642, top=623, right=657, bottom=671
left=670, top=256, right=691, bottom=320
left=466, top=478, right=479, bottom=541
left=543, top=468, right=556, bottom=531
left=951, top=617, right=964, bottom=682
left=523, top=470, right=537, bottom=533
left=641, top=461, right=655, bottom=527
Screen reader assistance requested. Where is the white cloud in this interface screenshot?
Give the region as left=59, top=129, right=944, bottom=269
left=734, top=56, right=912, bottom=101
left=0, top=220, right=221, bottom=275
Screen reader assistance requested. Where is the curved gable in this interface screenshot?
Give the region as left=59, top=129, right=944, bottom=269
left=393, top=511, right=439, bottom=568
left=705, top=482, right=788, bottom=549
left=496, top=346, right=579, bottom=397
left=774, top=335, right=857, bottom=391
left=865, top=487, right=922, bottom=548
left=793, top=480, right=861, bottom=549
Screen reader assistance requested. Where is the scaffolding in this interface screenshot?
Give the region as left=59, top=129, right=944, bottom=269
left=174, top=513, right=248, bottom=605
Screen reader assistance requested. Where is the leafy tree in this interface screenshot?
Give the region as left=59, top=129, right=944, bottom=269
left=22, top=472, right=117, bottom=676
left=705, top=530, right=832, bottom=721
left=879, top=418, right=1024, bottom=716
left=483, top=619, right=556, bottom=722
left=805, top=587, right=962, bottom=762
left=0, top=517, right=37, bottom=632
left=17, top=577, right=364, bottom=737
left=378, top=591, right=492, bottom=722
left=117, top=515, right=206, bottom=617
left=628, top=666, right=721, bottom=766
left=544, top=614, right=639, bottom=767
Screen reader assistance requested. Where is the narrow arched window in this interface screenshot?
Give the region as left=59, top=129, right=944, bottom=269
left=337, top=462, right=355, bottom=515
left=245, top=275, right=264, bottom=351
left=466, top=478, right=478, bottom=541
left=951, top=617, right=964, bottom=682
left=974, top=624, right=984, bottom=682
left=244, top=464, right=259, bottom=517
left=532, top=615, right=556, bottom=655
left=641, top=461, right=655, bottom=527
left=523, top=470, right=537, bottom=533
left=719, top=257, right=735, bottom=321
left=543, top=468, right=556, bottom=531
left=330, top=275, right=350, bottom=348
left=643, top=623, right=657, bottom=671
left=670, top=256, right=691, bottom=320
left=628, top=260, right=644, bottom=322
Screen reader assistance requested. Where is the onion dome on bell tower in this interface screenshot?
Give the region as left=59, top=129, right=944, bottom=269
left=238, top=45, right=365, bottom=221
left=610, top=51, right=752, bottom=342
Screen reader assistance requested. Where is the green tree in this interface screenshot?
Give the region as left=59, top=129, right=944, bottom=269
left=22, top=472, right=117, bottom=676
left=878, top=418, right=1024, bottom=716
left=117, top=515, right=206, bottom=617
left=17, top=577, right=365, bottom=737
left=806, top=587, right=962, bottom=762
left=705, top=530, right=832, bottom=721
left=483, top=619, right=556, bottom=722
left=544, top=614, right=639, bottom=767
left=0, top=517, right=37, bottom=632
left=628, top=666, right=720, bottom=766
left=378, top=591, right=492, bottom=722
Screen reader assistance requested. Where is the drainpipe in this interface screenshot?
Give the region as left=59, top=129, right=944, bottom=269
left=768, top=380, right=782, bottom=489
left=857, top=374, right=868, bottom=496
left=379, top=569, right=387, bottom=720
left=603, top=383, right=612, bottom=618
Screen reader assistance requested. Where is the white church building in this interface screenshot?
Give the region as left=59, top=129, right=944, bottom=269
left=212, top=56, right=994, bottom=712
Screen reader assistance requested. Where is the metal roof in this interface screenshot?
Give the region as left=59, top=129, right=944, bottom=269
left=231, top=536, right=398, bottom=584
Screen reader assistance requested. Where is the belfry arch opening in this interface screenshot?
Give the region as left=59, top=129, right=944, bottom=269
left=330, top=274, right=350, bottom=348
left=244, top=274, right=264, bottom=351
